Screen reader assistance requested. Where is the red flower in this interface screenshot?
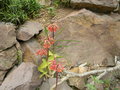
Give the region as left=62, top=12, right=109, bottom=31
left=57, top=64, right=64, bottom=72
left=43, top=40, right=51, bottom=48
left=36, top=49, right=47, bottom=56
left=50, top=60, right=57, bottom=65
left=43, top=37, right=54, bottom=48
left=47, top=24, right=59, bottom=32
left=49, top=60, right=64, bottom=72
left=48, top=37, right=54, bottom=45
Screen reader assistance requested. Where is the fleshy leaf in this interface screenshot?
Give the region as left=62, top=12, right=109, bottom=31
left=39, top=71, right=47, bottom=78
left=54, top=54, right=62, bottom=58
left=38, top=59, right=48, bottom=70
left=49, top=51, right=54, bottom=56
left=48, top=56, right=54, bottom=61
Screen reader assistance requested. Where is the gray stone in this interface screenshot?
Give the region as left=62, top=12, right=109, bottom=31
left=0, top=46, right=17, bottom=70
left=21, top=38, right=42, bottom=65
left=0, top=71, right=7, bottom=85
left=68, top=66, right=87, bottom=89
left=38, top=0, right=51, bottom=6
left=15, top=42, right=23, bottom=64
left=96, top=71, right=120, bottom=90
left=39, top=78, right=72, bottom=90
left=0, top=22, right=16, bottom=51
left=55, top=9, right=120, bottom=67
left=17, top=21, right=43, bottom=41
left=109, top=13, right=120, bottom=21
left=0, top=62, right=43, bottom=90
left=70, top=0, right=118, bottom=13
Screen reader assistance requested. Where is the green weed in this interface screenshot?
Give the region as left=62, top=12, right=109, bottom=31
left=47, top=7, right=56, bottom=17
left=0, top=0, right=42, bottom=25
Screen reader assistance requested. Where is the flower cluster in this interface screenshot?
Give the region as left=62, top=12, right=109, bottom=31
left=36, top=49, right=47, bottom=56
left=49, top=60, right=64, bottom=72
left=47, top=24, right=59, bottom=32
left=43, top=37, right=54, bottom=49
left=36, top=24, right=58, bottom=56
left=36, top=23, right=64, bottom=73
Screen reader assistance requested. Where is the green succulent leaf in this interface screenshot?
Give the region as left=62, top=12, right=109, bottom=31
left=38, top=59, right=48, bottom=69
left=54, top=54, right=62, bottom=58
left=49, top=51, right=54, bottom=56
left=39, top=71, right=47, bottom=78
left=48, top=56, right=54, bottom=61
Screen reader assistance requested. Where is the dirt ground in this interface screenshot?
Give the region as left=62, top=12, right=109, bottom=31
left=34, top=7, right=76, bottom=26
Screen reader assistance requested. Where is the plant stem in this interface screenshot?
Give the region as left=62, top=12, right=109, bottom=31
left=55, top=71, right=58, bottom=90
left=46, top=48, right=49, bottom=61
left=46, top=32, right=49, bottom=74
left=50, top=0, right=53, bottom=5
left=52, top=32, right=55, bottom=52
left=46, top=30, right=49, bottom=61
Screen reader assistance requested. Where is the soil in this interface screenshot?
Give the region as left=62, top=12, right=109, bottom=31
left=34, top=7, right=76, bottom=26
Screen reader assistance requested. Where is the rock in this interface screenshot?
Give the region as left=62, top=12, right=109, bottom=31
left=70, top=0, right=118, bottom=13
left=109, top=13, right=120, bottom=21
left=68, top=66, right=88, bottom=89
left=21, top=38, right=42, bottom=64
left=15, top=42, right=23, bottom=64
left=0, top=46, right=17, bottom=70
left=17, top=21, right=43, bottom=41
left=55, top=9, right=120, bottom=67
left=96, top=71, right=120, bottom=90
left=0, top=22, right=16, bottom=51
left=86, top=69, right=120, bottom=90
left=0, top=62, right=43, bottom=90
left=0, top=71, right=7, bottom=85
left=39, top=78, right=72, bottom=90
left=39, top=0, right=51, bottom=6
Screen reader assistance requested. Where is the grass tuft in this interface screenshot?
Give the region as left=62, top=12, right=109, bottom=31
left=0, top=0, right=42, bottom=25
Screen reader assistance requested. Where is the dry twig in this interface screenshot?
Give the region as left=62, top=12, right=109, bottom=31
left=50, top=61, right=120, bottom=90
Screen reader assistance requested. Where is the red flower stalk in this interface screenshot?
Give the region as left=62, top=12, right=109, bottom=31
left=36, top=49, right=47, bottom=56
left=47, top=24, right=59, bottom=32
left=49, top=60, right=64, bottom=72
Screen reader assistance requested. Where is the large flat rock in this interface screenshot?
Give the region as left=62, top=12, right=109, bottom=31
left=55, top=9, right=120, bottom=67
